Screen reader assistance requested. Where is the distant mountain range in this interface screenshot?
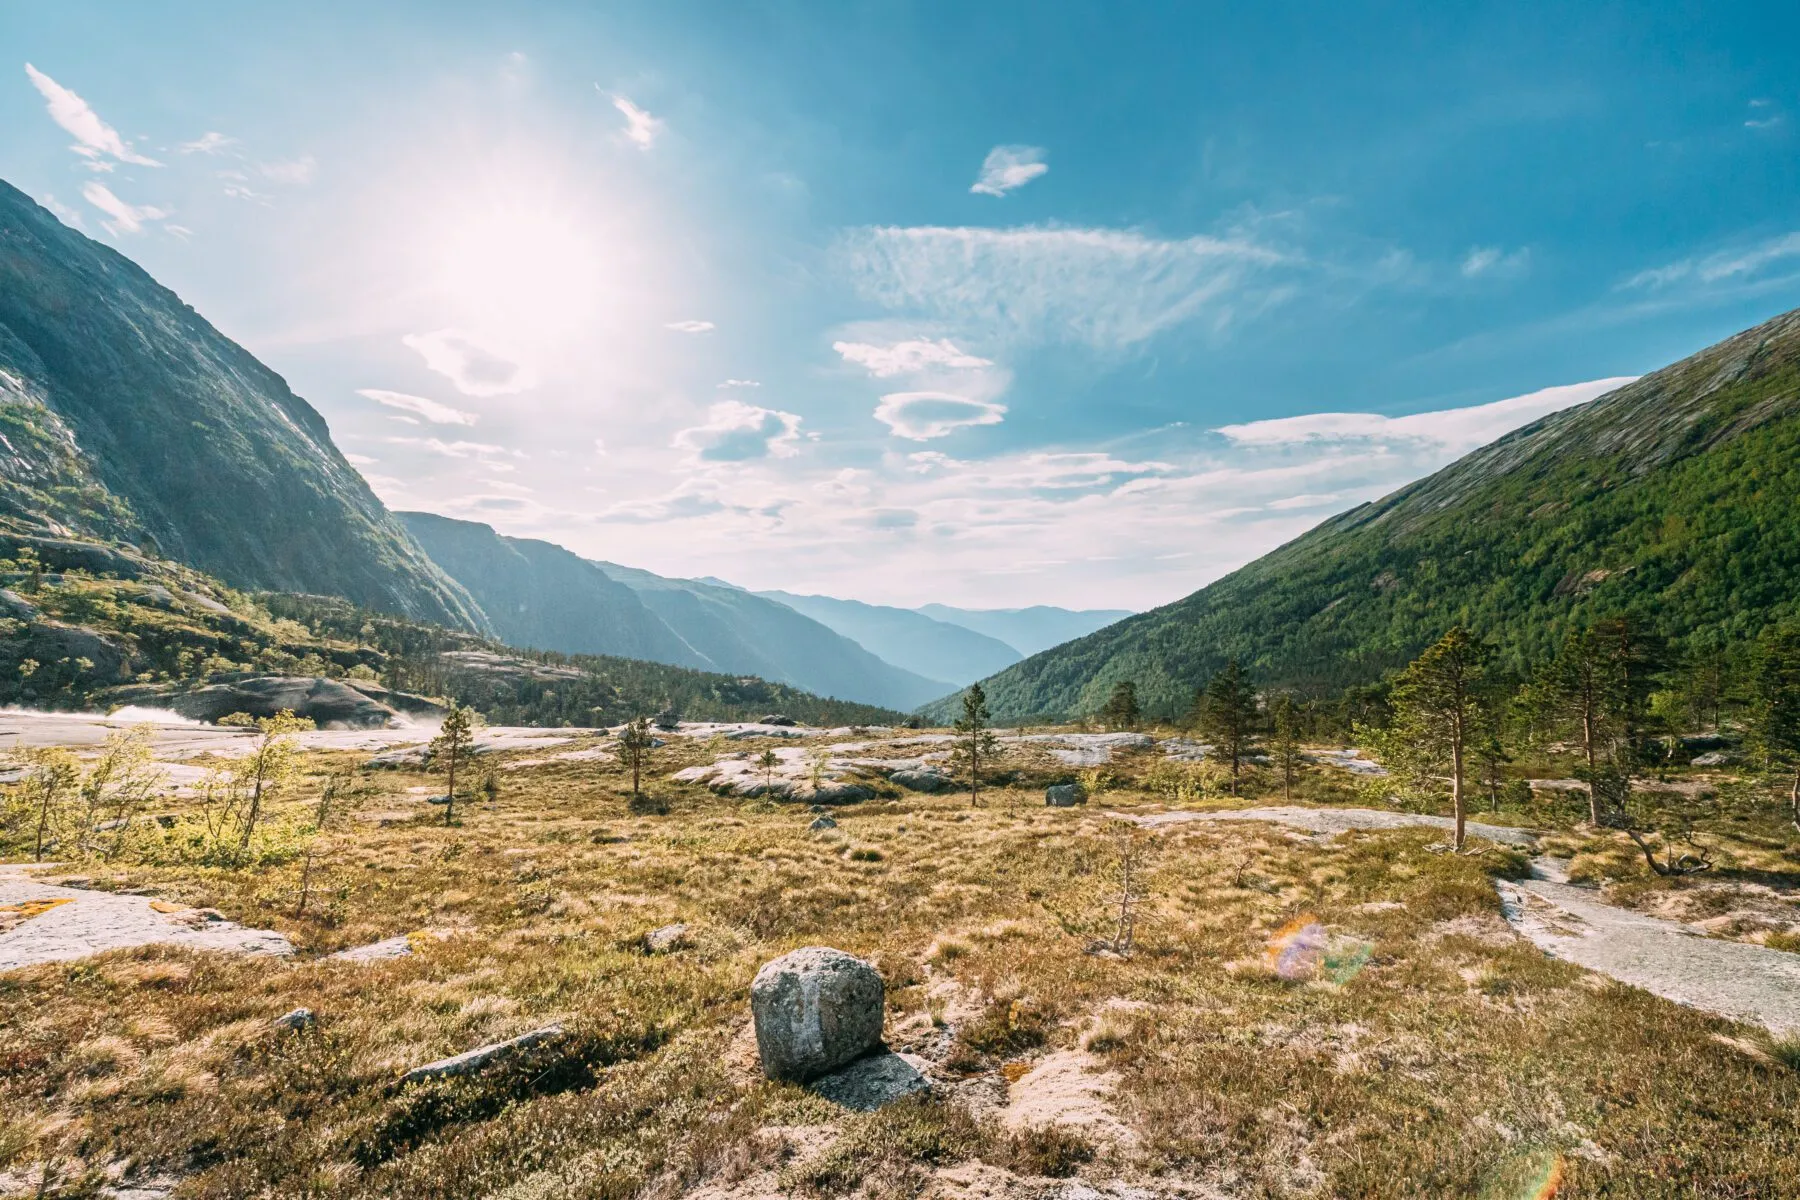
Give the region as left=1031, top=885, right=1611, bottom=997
left=938, top=305, right=1800, bottom=721
left=914, top=604, right=1134, bottom=658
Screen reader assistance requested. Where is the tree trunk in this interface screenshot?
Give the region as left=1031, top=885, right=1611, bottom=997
left=34, top=798, right=50, bottom=862
left=241, top=769, right=265, bottom=852
left=1582, top=703, right=1602, bottom=825
left=445, top=754, right=457, bottom=825
left=1451, top=736, right=1466, bottom=852
left=1791, top=766, right=1800, bottom=834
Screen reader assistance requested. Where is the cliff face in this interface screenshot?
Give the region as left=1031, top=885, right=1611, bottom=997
left=0, top=180, right=483, bottom=630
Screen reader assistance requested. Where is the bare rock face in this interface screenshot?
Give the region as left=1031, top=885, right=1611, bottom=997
left=750, top=946, right=884, bottom=1083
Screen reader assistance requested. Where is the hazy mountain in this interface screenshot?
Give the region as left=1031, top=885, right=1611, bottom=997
left=933, top=306, right=1800, bottom=721
left=596, top=564, right=949, bottom=711
left=0, top=181, right=483, bottom=630
left=397, top=513, right=703, bottom=666
left=755, top=590, right=1022, bottom=687
left=916, top=604, right=1133, bottom=657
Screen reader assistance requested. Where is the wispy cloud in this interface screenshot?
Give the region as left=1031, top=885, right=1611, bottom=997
left=607, top=91, right=664, bottom=149
left=837, top=224, right=1290, bottom=349
left=665, top=319, right=715, bottom=333
left=385, top=436, right=510, bottom=458
left=874, top=392, right=1007, bottom=440
left=970, top=144, right=1048, bottom=197
left=40, top=194, right=84, bottom=230
left=718, top=379, right=761, bottom=389
left=24, top=64, right=161, bottom=167
left=402, top=329, right=536, bottom=396
left=1460, top=245, right=1530, bottom=279
left=258, top=155, right=316, bottom=184
left=1622, top=231, right=1800, bottom=292
left=673, top=400, right=802, bottom=463
left=179, top=131, right=235, bottom=154
left=356, top=388, right=479, bottom=426
left=1217, top=378, right=1633, bottom=455
left=834, top=337, right=993, bottom=377
left=80, top=181, right=167, bottom=236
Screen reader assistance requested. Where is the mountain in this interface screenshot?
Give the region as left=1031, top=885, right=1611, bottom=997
left=755, top=590, right=1022, bottom=686
left=916, top=604, right=1133, bottom=657
left=397, top=513, right=703, bottom=665
left=940, top=306, right=1800, bottom=721
left=596, top=564, right=949, bottom=711
left=0, top=180, right=483, bottom=629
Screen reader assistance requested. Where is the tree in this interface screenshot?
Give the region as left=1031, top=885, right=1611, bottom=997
left=1194, top=661, right=1258, bottom=796
left=1101, top=680, right=1141, bottom=731
left=618, top=716, right=654, bottom=797
left=951, top=683, right=1000, bottom=807
left=1542, top=627, right=1625, bottom=824
left=17, top=747, right=79, bottom=861
left=757, top=748, right=780, bottom=793
left=1475, top=719, right=1511, bottom=813
left=1387, top=627, right=1491, bottom=851
left=1270, top=693, right=1301, bottom=802
left=1748, top=621, right=1800, bottom=831
left=428, top=702, right=478, bottom=825
left=221, top=710, right=316, bottom=850
left=79, top=726, right=166, bottom=858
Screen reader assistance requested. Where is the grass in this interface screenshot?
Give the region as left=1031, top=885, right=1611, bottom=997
left=1, top=730, right=1798, bottom=1196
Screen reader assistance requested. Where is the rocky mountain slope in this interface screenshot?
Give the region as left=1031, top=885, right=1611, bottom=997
left=944, top=305, right=1800, bottom=720
left=754, top=589, right=1021, bottom=687
left=916, top=603, right=1132, bottom=657
left=398, top=513, right=701, bottom=666
left=0, top=181, right=482, bottom=629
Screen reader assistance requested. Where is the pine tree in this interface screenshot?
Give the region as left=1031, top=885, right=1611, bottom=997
left=1194, top=660, right=1258, bottom=796
left=1270, top=693, right=1301, bottom=802
left=1101, top=680, right=1142, bottom=731
left=1749, top=622, right=1800, bottom=831
left=1388, top=627, right=1491, bottom=851
left=1542, top=627, right=1625, bottom=824
left=952, top=683, right=1000, bottom=807
left=618, top=716, right=655, bottom=797
left=428, top=702, right=478, bottom=826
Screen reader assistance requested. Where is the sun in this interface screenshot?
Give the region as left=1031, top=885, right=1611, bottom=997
left=430, top=192, right=603, bottom=345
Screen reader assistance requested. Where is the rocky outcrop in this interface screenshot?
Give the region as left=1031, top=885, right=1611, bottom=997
left=129, top=675, right=435, bottom=728
left=1046, top=783, right=1088, bottom=807
left=750, top=947, right=885, bottom=1082
left=398, top=1023, right=566, bottom=1086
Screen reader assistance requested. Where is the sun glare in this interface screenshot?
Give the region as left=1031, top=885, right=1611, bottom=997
left=430, top=194, right=603, bottom=345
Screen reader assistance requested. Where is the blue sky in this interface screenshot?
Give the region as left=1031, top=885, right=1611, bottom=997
left=3, top=1, right=1798, bottom=609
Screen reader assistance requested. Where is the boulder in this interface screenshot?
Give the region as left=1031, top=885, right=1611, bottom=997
left=643, top=922, right=689, bottom=954
left=750, top=947, right=885, bottom=1082
left=398, top=1023, right=566, bottom=1086
left=890, top=769, right=952, bottom=793
left=810, top=816, right=838, bottom=831
left=1692, top=751, right=1740, bottom=767
left=810, top=783, right=875, bottom=805
left=651, top=710, right=682, bottom=731
left=1046, top=783, right=1088, bottom=808
left=151, top=676, right=402, bottom=728
left=273, top=1007, right=316, bottom=1032
left=758, top=713, right=798, bottom=727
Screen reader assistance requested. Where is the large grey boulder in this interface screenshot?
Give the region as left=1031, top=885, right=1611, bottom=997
left=750, top=947, right=885, bottom=1082
left=890, top=769, right=952, bottom=793
left=1046, top=783, right=1088, bottom=807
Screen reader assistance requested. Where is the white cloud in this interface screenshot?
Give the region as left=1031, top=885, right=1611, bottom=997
left=179, top=131, right=235, bottom=154
left=718, top=379, right=761, bottom=389
left=80, top=182, right=167, bottom=236
left=674, top=400, right=803, bottom=462
left=356, top=388, right=479, bottom=426
left=608, top=92, right=664, bottom=149
left=259, top=155, right=317, bottom=184
left=1461, top=245, right=1529, bottom=278
left=666, top=319, right=715, bottom=333
left=344, top=453, right=378, bottom=466
left=1622, top=231, right=1800, bottom=291
left=1217, top=378, right=1635, bottom=456
left=970, top=145, right=1048, bottom=197
left=837, top=224, right=1290, bottom=348
left=40, top=194, right=84, bottom=230
left=24, top=64, right=161, bottom=166
left=385, top=436, right=509, bottom=458
left=402, top=329, right=536, bottom=396
left=874, top=391, right=1007, bottom=440
left=834, top=338, right=994, bottom=377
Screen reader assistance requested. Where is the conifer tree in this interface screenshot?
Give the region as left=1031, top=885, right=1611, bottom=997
left=952, top=683, right=1000, bottom=807
left=618, top=716, right=655, bottom=798
left=1270, top=693, right=1301, bottom=802
left=1388, top=627, right=1491, bottom=851
left=1194, top=660, right=1258, bottom=796
left=1749, top=622, right=1800, bottom=831
left=1101, top=680, right=1142, bottom=731
left=429, top=702, right=478, bottom=825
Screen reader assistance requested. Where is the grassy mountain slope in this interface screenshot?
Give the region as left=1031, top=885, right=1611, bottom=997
left=398, top=512, right=703, bottom=667
left=755, top=588, right=1021, bottom=686
left=0, top=181, right=482, bottom=629
left=916, top=603, right=1133, bottom=657
left=596, top=563, right=949, bottom=710
left=946, top=306, right=1800, bottom=721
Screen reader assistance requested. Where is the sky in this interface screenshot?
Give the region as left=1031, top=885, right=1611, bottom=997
left=3, top=2, right=1798, bottom=611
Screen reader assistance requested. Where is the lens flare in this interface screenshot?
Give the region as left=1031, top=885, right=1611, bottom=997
left=1485, top=1149, right=1566, bottom=1200
left=1264, top=915, right=1372, bottom=984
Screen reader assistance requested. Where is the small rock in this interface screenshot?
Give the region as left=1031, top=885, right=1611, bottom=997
left=425, top=794, right=452, bottom=805
left=1046, top=783, right=1088, bottom=808
left=273, top=1007, right=316, bottom=1032
left=644, top=922, right=689, bottom=954
left=810, top=1049, right=932, bottom=1111
left=1691, top=751, right=1739, bottom=767
left=810, top=816, right=838, bottom=831
left=750, top=947, right=885, bottom=1082
left=809, top=804, right=828, bottom=813
left=399, top=1023, right=566, bottom=1086
left=759, top=714, right=798, bottom=727
left=651, top=710, right=681, bottom=731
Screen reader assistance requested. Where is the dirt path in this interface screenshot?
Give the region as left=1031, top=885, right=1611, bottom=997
left=1119, top=805, right=1800, bottom=1036
left=0, top=863, right=292, bottom=972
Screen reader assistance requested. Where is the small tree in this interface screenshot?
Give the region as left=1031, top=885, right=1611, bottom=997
left=1475, top=720, right=1511, bottom=813
left=428, top=702, right=478, bottom=825
left=1749, top=621, right=1800, bottom=831
left=757, top=748, right=780, bottom=793
left=18, top=747, right=80, bottom=861
left=1194, top=660, right=1258, bottom=796
left=1101, top=680, right=1141, bottom=731
left=1270, top=693, right=1301, bottom=802
left=951, top=683, right=1000, bottom=807
left=78, top=726, right=165, bottom=858
left=1542, top=628, right=1624, bottom=825
left=1387, top=627, right=1491, bottom=851
left=618, top=716, right=654, bottom=797
left=222, top=710, right=316, bottom=850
